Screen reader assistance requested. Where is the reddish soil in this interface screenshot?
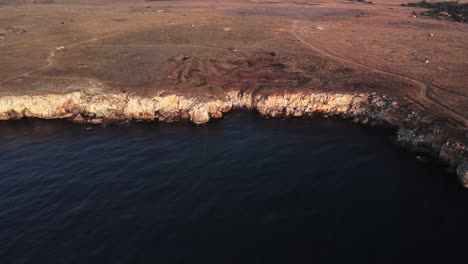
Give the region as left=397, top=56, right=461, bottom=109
left=0, top=0, right=467, bottom=128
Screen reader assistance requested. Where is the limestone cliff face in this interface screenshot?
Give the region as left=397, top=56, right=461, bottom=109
left=0, top=92, right=81, bottom=120
left=0, top=89, right=389, bottom=126
left=0, top=90, right=232, bottom=125
left=0, top=88, right=466, bottom=185
left=227, top=91, right=368, bottom=118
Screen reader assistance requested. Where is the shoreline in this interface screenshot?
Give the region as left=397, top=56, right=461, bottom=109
left=0, top=87, right=466, bottom=186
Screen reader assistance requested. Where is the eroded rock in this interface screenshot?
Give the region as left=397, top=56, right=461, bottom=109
left=89, top=118, right=103, bottom=125
left=72, top=114, right=86, bottom=124
left=457, top=162, right=468, bottom=187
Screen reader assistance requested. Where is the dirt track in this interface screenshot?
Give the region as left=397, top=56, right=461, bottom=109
left=291, top=20, right=468, bottom=128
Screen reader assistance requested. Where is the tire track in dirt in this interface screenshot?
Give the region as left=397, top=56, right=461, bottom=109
left=291, top=21, right=467, bottom=128
left=0, top=16, right=209, bottom=86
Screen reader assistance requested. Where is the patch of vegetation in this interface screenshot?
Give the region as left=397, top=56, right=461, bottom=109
left=403, top=0, right=468, bottom=23
left=348, top=0, right=374, bottom=4
left=0, top=0, right=53, bottom=4
left=206, top=85, right=223, bottom=94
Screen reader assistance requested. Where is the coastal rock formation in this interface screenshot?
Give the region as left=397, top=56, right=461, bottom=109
left=0, top=86, right=466, bottom=186
left=457, top=162, right=468, bottom=187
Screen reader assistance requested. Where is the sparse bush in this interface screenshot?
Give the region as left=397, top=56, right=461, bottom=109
left=405, top=0, right=468, bottom=22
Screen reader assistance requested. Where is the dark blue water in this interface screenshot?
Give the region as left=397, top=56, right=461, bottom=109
left=1, top=111, right=468, bottom=264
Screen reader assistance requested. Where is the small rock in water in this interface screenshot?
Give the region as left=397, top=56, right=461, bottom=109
left=118, top=120, right=130, bottom=126
left=89, top=118, right=103, bottom=125
left=71, top=114, right=86, bottom=124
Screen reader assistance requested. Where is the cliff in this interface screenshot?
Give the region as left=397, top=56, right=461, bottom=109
left=0, top=85, right=466, bottom=186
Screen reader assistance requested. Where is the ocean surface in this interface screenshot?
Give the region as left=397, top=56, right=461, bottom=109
left=1, top=111, right=467, bottom=263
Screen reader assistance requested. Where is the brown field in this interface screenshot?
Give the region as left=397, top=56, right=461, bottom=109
left=0, top=0, right=467, bottom=127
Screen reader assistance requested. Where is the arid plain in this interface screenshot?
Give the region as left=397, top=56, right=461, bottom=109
left=0, top=0, right=467, bottom=181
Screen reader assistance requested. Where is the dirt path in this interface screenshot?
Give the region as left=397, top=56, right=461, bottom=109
left=291, top=21, right=468, bottom=129
left=0, top=17, right=209, bottom=86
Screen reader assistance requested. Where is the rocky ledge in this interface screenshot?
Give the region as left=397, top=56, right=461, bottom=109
left=0, top=85, right=466, bottom=186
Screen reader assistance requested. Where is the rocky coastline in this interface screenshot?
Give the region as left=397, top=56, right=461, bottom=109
left=0, top=86, right=466, bottom=186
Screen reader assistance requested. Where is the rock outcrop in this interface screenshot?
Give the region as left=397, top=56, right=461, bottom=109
left=457, top=162, right=468, bottom=187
